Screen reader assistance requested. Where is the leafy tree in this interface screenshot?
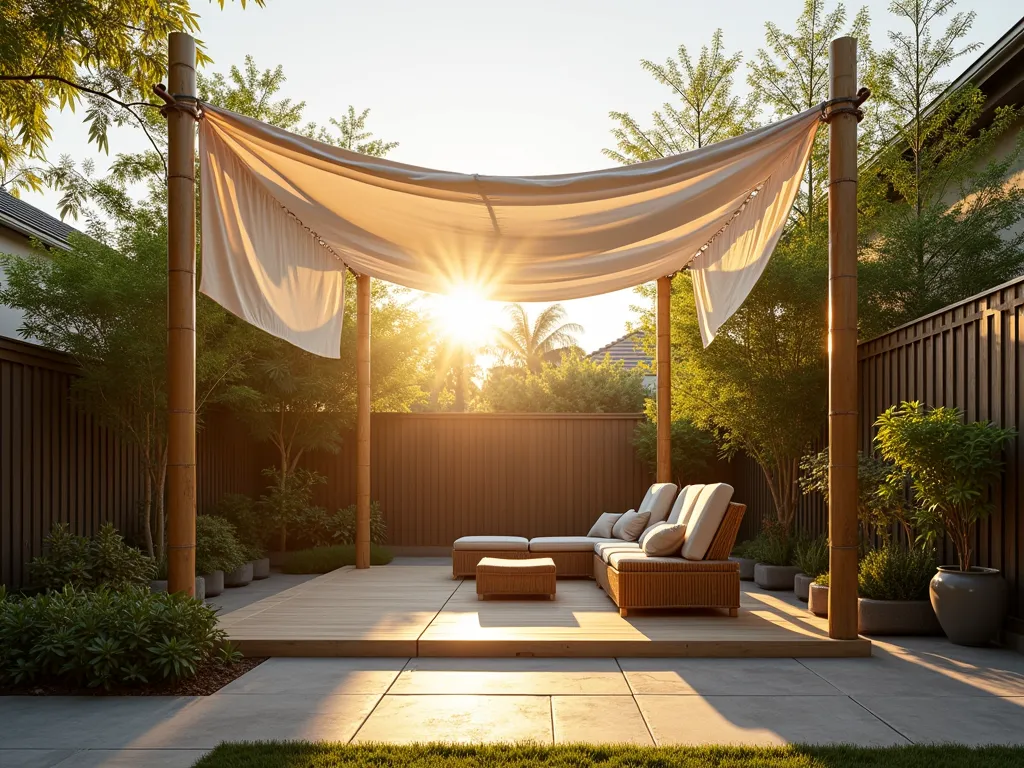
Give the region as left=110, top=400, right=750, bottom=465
left=632, top=407, right=717, bottom=489
left=747, top=0, right=873, bottom=225
left=492, top=303, right=583, bottom=373
left=424, top=339, right=482, bottom=413
left=0, top=195, right=250, bottom=559
left=634, top=226, right=828, bottom=532
left=858, top=2, right=1024, bottom=338
left=0, top=0, right=262, bottom=193
left=605, top=29, right=756, bottom=163
left=481, top=353, right=646, bottom=413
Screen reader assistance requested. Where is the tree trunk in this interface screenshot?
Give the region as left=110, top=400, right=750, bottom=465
left=141, top=466, right=154, bottom=559
left=155, top=444, right=168, bottom=561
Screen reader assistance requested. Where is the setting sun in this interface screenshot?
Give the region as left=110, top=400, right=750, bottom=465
left=427, top=286, right=501, bottom=349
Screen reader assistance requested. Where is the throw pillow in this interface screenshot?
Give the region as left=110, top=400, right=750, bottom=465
left=612, top=509, right=650, bottom=541
left=587, top=512, right=622, bottom=538
left=641, top=522, right=687, bottom=557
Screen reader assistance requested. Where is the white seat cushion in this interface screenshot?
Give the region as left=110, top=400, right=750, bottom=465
left=453, top=535, right=529, bottom=551
left=528, top=536, right=618, bottom=552
left=608, top=551, right=736, bottom=572
left=667, top=484, right=705, bottom=525
left=598, top=543, right=643, bottom=564
left=639, top=482, right=679, bottom=526
left=680, top=483, right=734, bottom=561
left=594, top=540, right=639, bottom=557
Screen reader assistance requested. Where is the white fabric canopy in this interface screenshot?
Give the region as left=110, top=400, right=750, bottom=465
left=198, top=104, right=820, bottom=357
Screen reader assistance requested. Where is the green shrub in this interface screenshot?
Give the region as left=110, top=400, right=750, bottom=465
left=0, top=586, right=230, bottom=689
left=29, top=523, right=155, bottom=592
left=196, top=515, right=247, bottom=575
left=291, top=502, right=388, bottom=550
left=281, top=544, right=394, bottom=574
left=213, top=493, right=268, bottom=559
left=731, top=540, right=756, bottom=558
left=746, top=520, right=796, bottom=566
left=814, top=572, right=830, bottom=587
left=795, top=535, right=829, bottom=577
left=858, top=543, right=936, bottom=601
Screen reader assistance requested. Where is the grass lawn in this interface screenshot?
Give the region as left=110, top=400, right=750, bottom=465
left=193, top=743, right=1024, bottom=767
left=281, top=544, right=394, bottom=574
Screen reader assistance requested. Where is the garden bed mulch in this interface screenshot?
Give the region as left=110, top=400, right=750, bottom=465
left=0, top=656, right=266, bottom=696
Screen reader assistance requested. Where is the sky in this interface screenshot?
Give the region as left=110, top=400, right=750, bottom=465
left=19, top=0, right=1024, bottom=357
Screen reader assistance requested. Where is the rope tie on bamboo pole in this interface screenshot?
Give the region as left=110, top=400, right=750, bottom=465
left=819, top=88, right=871, bottom=123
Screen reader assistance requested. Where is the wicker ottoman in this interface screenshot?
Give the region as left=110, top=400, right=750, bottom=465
left=476, top=556, right=557, bottom=600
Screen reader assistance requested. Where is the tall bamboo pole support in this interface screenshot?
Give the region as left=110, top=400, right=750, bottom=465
left=656, top=276, right=672, bottom=484
left=355, top=273, right=371, bottom=569
left=827, top=36, right=860, bottom=640
left=166, top=33, right=198, bottom=595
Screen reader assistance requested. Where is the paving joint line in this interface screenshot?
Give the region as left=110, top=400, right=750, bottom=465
left=616, top=657, right=659, bottom=746
left=848, top=695, right=915, bottom=744
left=414, top=575, right=465, bottom=656
left=794, top=657, right=847, bottom=695
left=347, top=656, right=414, bottom=744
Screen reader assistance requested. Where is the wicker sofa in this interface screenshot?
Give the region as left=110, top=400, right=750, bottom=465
left=451, top=482, right=746, bottom=618
left=451, top=482, right=678, bottom=578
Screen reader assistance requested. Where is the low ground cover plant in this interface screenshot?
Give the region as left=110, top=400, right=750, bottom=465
left=192, top=743, right=1024, bottom=768
left=0, top=585, right=237, bottom=689
left=281, top=544, right=393, bottom=574
left=29, top=523, right=155, bottom=592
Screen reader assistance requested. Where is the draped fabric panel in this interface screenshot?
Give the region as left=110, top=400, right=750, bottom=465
left=198, top=104, right=820, bottom=357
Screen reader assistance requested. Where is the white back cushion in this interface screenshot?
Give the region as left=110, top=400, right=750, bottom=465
left=680, top=483, right=734, bottom=561
left=639, top=482, right=679, bottom=527
left=667, top=484, right=705, bottom=526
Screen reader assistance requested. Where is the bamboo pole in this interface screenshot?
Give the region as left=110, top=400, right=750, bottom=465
left=827, top=36, right=860, bottom=640
left=355, top=273, right=371, bottom=569
left=165, top=33, right=198, bottom=595
left=656, top=276, right=672, bottom=484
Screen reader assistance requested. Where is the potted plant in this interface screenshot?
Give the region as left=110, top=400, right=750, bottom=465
left=196, top=515, right=247, bottom=598
left=857, top=543, right=940, bottom=635
left=150, top=557, right=206, bottom=600
left=793, top=535, right=828, bottom=601
left=749, top=520, right=800, bottom=590
left=809, top=573, right=829, bottom=617
left=729, top=541, right=756, bottom=581
left=214, top=493, right=272, bottom=579
left=875, top=401, right=1015, bottom=646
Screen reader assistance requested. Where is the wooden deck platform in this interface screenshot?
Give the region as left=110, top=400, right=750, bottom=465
left=220, top=562, right=871, bottom=658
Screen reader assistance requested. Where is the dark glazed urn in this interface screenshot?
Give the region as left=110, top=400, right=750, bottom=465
left=930, top=566, right=1007, bottom=646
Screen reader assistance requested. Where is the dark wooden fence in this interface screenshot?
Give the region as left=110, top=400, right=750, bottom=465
left=732, top=275, right=1024, bottom=627
left=0, top=339, right=144, bottom=587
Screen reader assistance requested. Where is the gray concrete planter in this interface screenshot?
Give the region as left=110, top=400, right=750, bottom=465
left=754, top=563, right=801, bottom=591
left=809, top=583, right=829, bottom=617
left=224, top=562, right=254, bottom=588
left=201, top=569, right=225, bottom=597
left=252, top=558, right=271, bottom=580
left=858, top=597, right=941, bottom=636
left=931, top=566, right=1007, bottom=646
left=730, top=556, right=756, bottom=581
left=794, top=572, right=814, bottom=602
left=150, top=576, right=205, bottom=601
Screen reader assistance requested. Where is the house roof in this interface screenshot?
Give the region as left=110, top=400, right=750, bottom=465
left=0, top=191, right=75, bottom=250
left=587, top=330, right=651, bottom=370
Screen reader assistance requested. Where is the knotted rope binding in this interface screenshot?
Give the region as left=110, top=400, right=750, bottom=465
left=153, top=83, right=203, bottom=120
left=820, top=87, right=871, bottom=123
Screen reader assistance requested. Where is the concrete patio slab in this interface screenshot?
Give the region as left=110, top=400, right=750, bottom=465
left=390, top=658, right=631, bottom=695
left=51, top=750, right=209, bottom=767
left=636, top=694, right=908, bottom=746
left=552, top=695, right=653, bottom=745
left=0, top=698, right=192, bottom=750
left=130, top=693, right=381, bottom=749
left=800, top=645, right=1024, bottom=698
left=0, top=750, right=77, bottom=768
left=217, top=658, right=408, bottom=696
left=352, top=694, right=552, bottom=744
left=619, top=658, right=840, bottom=696
left=855, top=696, right=1024, bottom=745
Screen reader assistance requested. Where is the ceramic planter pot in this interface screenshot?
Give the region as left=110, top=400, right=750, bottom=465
left=930, top=566, right=1007, bottom=646
left=224, top=562, right=254, bottom=588
left=794, top=572, right=814, bottom=602
left=252, top=558, right=271, bottom=580
left=730, top=557, right=756, bottom=581
left=808, top=583, right=829, bottom=617
left=858, top=597, right=941, bottom=636
left=202, top=569, right=225, bottom=597
left=150, top=576, right=205, bottom=601
left=754, top=563, right=802, bottom=591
